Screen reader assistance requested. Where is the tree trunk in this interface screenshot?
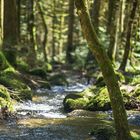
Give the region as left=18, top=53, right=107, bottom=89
left=37, top=1, right=48, bottom=62
left=17, top=0, right=21, bottom=41
left=0, top=0, right=2, bottom=47
left=66, top=0, right=75, bottom=64
left=91, top=0, right=101, bottom=34
left=3, top=0, right=18, bottom=66
left=74, top=0, right=132, bottom=140
left=119, top=0, right=138, bottom=71
left=107, top=0, right=119, bottom=61
left=27, top=0, right=36, bottom=67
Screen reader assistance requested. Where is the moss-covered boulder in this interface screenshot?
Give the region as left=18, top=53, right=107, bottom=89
left=63, top=84, right=140, bottom=112
left=0, top=70, right=32, bottom=101
left=49, top=73, right=68, bottom=86
left=87, top=87, right=111, bottom=111
left=63, top=93, right=89, bottom=112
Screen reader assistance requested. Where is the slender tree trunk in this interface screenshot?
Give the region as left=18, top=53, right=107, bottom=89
left=0, top=0, right=2, bottom=47
left=52, top=0, right=56, bottom=62
left=74, top=0, right=132, bottom=140
left=3, top=0, right=18, bottom=66
left=91, top=0, right=101, bottom=34
left=37, top=1, right=48, bottom=61
left=27, top=0, right=36, bottom=67
left=107, top=0, right=119, bottom=61
left=85, top=0, right=101, bottom=66
left=119, top=0, right=138, bottom=71
left=17, top=0, right=21, bottom=41
left=66, top=0, right=75, bottom=63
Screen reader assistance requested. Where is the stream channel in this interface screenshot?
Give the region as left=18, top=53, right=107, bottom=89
left=0, top=79, right=140, bottom=140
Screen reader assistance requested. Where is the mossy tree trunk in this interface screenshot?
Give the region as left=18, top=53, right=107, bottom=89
left=66, top=0, right=75, bottom=64
left=74, top=0, right=132, bottom=140
left=3, top=0, right=18, bottom=67
left=119, top=0, right=138, bottom=71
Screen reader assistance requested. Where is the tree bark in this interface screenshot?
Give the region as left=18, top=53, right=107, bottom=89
left=91, top=0, right=101, bottom=34
left=74, top=0, right=132, bottom=140
left=107, top=0, right=119, bottom=61
left=3, top=0, right=18, bottom=66
left=17, top=0, right=21, bottom=41
left=119, top=0, right=138, bottom=71
left=27, top=0, right=36, bottom=67
left=66, top=0, right=75, bottom=63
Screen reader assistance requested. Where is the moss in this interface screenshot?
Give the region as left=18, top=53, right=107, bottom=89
left=65, top=98, right=89, bottom=112
left=0, top=51, right=11, bottom=71
left=90, top=126, right=116, bottom=140
left=3, top=49, right=17, bottom=67
left=0, top=70, right=32, bottom=101
left=0, top=85, right=13, bottom=111
left=63, top=93, right=84, bottom=111
left=131, top=132, right=140, bottom=140
left=87, top=87, right=111, bottom=111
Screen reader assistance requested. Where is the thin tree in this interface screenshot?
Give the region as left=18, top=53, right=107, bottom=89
left=119, top=0, right=138, bottom=71
left=66, top=0, right=75, bottom=63
left=74, top=0, right=132, bottom=139
left=3, top=0, right=18, bottom=66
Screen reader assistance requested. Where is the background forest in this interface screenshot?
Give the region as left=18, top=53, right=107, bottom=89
left=0, top=0, right=140, bottom=140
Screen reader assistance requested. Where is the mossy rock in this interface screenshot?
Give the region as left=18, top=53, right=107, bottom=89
left=49, top=73, right=68, bottom=86
left=63, top=93, right=87, bottom=112
left=29, top=68, right=47, bottom=78
left=87, top=87, right=111, bottom=111
left=0, top=71, right=29, bottom=90
left=90, top=126, right=116, bottom=140
left=0, top=70, right=32, bottom=101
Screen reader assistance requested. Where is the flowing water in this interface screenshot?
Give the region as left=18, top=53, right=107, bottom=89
left=0, top=82, right=140, bottom=140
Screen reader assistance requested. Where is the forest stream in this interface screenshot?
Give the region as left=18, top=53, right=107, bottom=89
left=0, top=77, right=140, bottom=140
